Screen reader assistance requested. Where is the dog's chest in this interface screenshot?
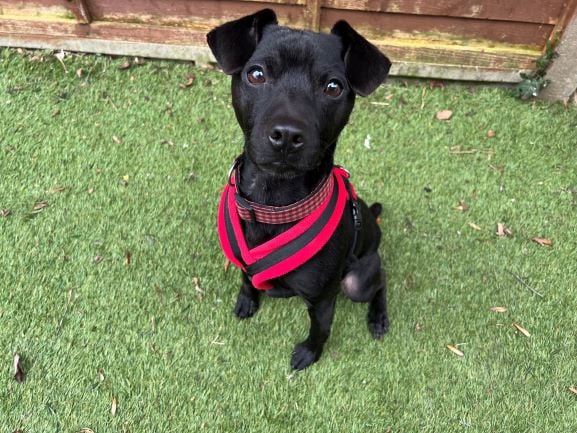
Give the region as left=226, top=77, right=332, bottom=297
left=243, top=221, right=294, bottom=248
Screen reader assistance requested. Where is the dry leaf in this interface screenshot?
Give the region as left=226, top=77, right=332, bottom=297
left=33, top=200, right=48, bottom=212
left=118, top=61, right=131, bottom=70
left=486, top=129, right=496, bottom=138
left=512, top=322, right=531, bottom=337
left=88, top=187, right=95, bottom=195
left=532, top=237, right=552, bottom=246
left=446, top=344, right=464, bottom=357
left=429, top=80, right=445, bottom=90
left=449, top=145, right=477, bottom=155
left=224, top=260, right=231, bottom=272
left=179, top=75, right=195, bottom=88
left=1, top=208, right=11, bottom=218
left=490, top=306, right=508, bottom=313
left=76, top=68, right=83, bottom=78
left=193, top=277, right=203, bottom=302
left=55, top=50, right=67, bottom=72
left=496, top=223, right=513, bottom=237
left=363, top=134, right=372, bottom=149
left=79, top=428, right=95, bottom=433
left=111, top=396, right=118, bottom=416
left=134, top=57, right=146, bottom=66
left=98, top=369, right=105, bottom=381
left=468, top=222, right=481, bottom=231
left=47, top=187, right=65, bottom=194
left=569, top=386, right=577, bottom=396
left=93, top=256, right=104, bottom=263
left=112, top=135, right=122, bottom=144
left=124, top=251, right=131, bottom=266
left=455, top=200, right=469, bottom=212
left=13, top=353, right=25, bottom=383
left=436, top=109, right=453, bottom=121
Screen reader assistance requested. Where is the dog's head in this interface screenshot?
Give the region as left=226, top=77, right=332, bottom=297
left=207, top=9, right=390, bottom=177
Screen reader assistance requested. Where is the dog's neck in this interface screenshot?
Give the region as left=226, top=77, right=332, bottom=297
left=237, top=154, right=334, bottom=207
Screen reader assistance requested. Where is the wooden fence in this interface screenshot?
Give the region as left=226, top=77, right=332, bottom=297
left=1, top=0, right=577, bottom=82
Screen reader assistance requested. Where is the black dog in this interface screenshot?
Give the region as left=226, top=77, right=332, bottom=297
left=208, top=9, right=391, bottom=370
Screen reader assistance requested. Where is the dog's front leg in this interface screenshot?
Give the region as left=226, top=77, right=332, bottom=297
left=234, top=273, right=260, bottom=319
left=291, top=294, right=337, bottom=370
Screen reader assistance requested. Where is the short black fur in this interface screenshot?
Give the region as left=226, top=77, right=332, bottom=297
left=207, top=9, right=391, bottom=370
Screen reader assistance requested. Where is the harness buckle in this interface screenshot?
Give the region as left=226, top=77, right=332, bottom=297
left=228, top=155, right=243, bottom=186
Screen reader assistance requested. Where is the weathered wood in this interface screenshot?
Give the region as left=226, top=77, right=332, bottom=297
left=0, top=18, right=540, bottom=71
left=0, top=0, right=73, bottom=20
left=68, top=0, right=93, bottom=24
left=548, top=0, right=577, bottom=40
left=374, top=39, right=540, bottom=70
left=392, top=63, right=526, bottom=82
left=540, top=8, right=577, bottom=101
left=86, top=0, right=305, bottom=26
left=322, top=0, right=566, bottom=24
left=227, top=0, right=305, bottom=3
left=0, top=34, right=215, bottom=62
left=304, top=0, right=322, bottom=30
left=0, top=33, right=529, bottom=82
left=0, top=0, right=574, bottom=83
left=320, top=8, right=553, bottom=47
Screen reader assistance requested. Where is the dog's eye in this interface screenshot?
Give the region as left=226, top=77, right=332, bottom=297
left=247, top=67, right=266, bottom=85
left=324, top=79, right=343, bottom=97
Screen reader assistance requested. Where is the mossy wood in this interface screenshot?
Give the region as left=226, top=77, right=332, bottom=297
left=1, top=0, right=576, bottom=82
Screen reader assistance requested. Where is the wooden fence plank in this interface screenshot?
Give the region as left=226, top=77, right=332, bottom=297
left=540, top=5, right=577, bottom=100
left=68, top=0, right=93, bottom=24
left=320, top=8, right=553, bottom=47
left=548, top=0, right=577, bottom=40
left=0, top=18, right=539, bottom=70
left=321, top=0, right=566, bottom=25
left=375, top=40, right=539, bottom=69
left=304, top=0, right=322, bottom=30
left=2, top=0, right=570, bottom=84
left=0, top=0, right=73, bottom=21
left=85, top=0, right=305, bottom=26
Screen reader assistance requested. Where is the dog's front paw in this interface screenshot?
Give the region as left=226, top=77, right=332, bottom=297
left=368, top=312, right=389, bottom=339
left=234, top=292, right=259, bottom=319
left=291, top=344, right=319, bottom=370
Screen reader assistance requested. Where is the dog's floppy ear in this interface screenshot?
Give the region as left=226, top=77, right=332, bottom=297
left=207, top=9, right=278, bottom=74
left=331, top=21, right=391, bottom=97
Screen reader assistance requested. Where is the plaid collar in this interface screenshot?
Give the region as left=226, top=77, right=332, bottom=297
left=229, top=156, right=334, bottom=224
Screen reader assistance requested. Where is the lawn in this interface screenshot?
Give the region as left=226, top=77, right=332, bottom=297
left=1, top=47, right=576, bottom=432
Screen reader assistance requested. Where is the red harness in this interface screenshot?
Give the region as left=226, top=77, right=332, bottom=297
left=217, top=161, right=358, bottom=290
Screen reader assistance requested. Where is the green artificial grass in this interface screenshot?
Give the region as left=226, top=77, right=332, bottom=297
left=1, top=48, right=576, bottom=432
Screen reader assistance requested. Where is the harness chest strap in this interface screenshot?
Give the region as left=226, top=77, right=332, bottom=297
left=217, top=166, right=356, bottom=290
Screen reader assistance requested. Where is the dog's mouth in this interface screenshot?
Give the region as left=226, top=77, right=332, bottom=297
left=257, top=159, right=307, bottom=177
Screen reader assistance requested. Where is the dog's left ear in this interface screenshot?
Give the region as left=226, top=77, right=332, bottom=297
left=331, top=21, right=391, bottom=97
left=207, top=9, right=278, bottom=74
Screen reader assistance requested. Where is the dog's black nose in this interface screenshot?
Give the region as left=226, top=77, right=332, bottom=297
left=268, top=125, right=305, bottom=151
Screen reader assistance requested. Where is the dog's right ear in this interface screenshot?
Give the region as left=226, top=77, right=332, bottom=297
left=207, top=9, right=278, bottom=74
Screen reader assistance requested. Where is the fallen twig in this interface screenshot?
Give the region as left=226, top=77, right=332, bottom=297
left=449, top=145, right=495, bottom=156
left=507, top=270, right=544, bottom=298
